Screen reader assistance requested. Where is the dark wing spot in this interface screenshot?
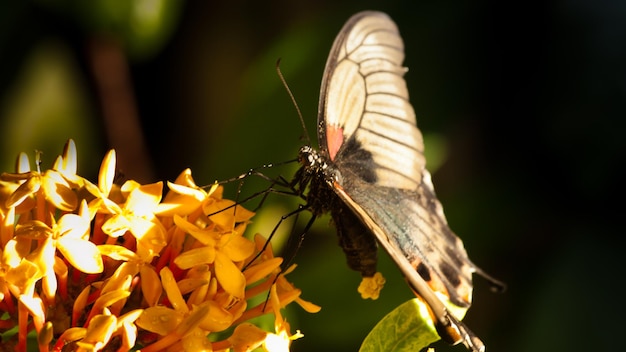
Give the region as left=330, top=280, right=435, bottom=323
left=446, top=246, right=465, bottom=269
left=439, top=261, right=462, bottom=288
left=416, top=262, right=431, bottom=282
left=336, top=137, right=377, bottom=183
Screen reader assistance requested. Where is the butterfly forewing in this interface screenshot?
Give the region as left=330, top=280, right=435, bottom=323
left=319, top=12, right=425, bottom=190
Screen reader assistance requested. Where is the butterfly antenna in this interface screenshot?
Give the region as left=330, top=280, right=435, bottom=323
left=276, top=59, right=312, bottom=146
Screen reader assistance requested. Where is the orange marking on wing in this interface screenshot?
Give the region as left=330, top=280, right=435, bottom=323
left=411, top=259, right=472, bottom=306
left=326, top=125, right=344, bottom=161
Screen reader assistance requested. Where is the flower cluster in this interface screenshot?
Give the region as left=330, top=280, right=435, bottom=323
left=0, top=140, right=319, bottom=352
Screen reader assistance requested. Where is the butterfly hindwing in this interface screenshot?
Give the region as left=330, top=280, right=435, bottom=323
left=333, top=172, right=475, bottom=308
left=328, top=176, right=483, bottom=350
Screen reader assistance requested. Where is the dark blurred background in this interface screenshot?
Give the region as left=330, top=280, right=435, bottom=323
left=1, top=1, right=624, bottom=351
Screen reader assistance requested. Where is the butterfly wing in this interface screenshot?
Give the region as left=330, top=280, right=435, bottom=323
left=332, top=179, right=484, bottom=351
left=317, top=11, right=483, bottom=350
left=318, top=11, right=424, bottom=190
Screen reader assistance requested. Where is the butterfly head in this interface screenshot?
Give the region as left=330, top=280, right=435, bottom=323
left=297, top=145, right=337, bottom=180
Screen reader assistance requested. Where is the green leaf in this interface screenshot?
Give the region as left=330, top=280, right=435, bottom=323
left=359, top=298, right=440, bottom=352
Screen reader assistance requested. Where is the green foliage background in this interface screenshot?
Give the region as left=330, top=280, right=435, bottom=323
left=1, top=1, right=624, bottom=351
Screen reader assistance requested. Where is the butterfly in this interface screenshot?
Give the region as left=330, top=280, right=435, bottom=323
left=290, top=10, right=503, bottom=352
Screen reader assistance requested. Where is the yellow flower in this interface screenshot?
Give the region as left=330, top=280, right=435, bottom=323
left=83, top=149, right=121, bottom=217
left=228, top=323, right=268, bottom=352
left=10, top=200, right=102, bottom=304
left=274, top=265, right=321, bottom=314
left=264, top=284, right=304, bottom=352
left=70, top=309, right=142, bottom=352
left=243, top=235, right=321, bottom=314
left=1, top=140, right=81, bottom=212
left=155, top=168, right=208, bottom=217
left=357, top=272, right=386, bottom=300
left=97, top=242, right=163, bottom=307
left=173, top=214, right=255, bottom=299
left=100, top=181, right=167, bottom=260
left=51, top=202, right=103, bottom=273
left=76, top=313, right=117, bottom=351
left=228, top=285, right=303, bottom=352
left=137, top=267, right=227, bottom=352
left=2, top=238, right=42, bottom=298
left=0, top=140, right=318, bottom=352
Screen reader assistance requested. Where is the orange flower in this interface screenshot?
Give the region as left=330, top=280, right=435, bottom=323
left=173, top=214, right=254, bottom=299
left=100, top=181, right=167, bottom=260
left=228, top=285, right=304, bottom=352
left=1, top=140, right=80, bottom=212
left=0, top=140, right=317, bottom=352
left=136, top=267, right=223, bottom=352
left=9, top=200, right=102, bottom=305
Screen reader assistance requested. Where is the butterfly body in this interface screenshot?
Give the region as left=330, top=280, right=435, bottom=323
left=293, top=11, right=500, bottom=352
left=296, top=145, right=380, bottom=279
